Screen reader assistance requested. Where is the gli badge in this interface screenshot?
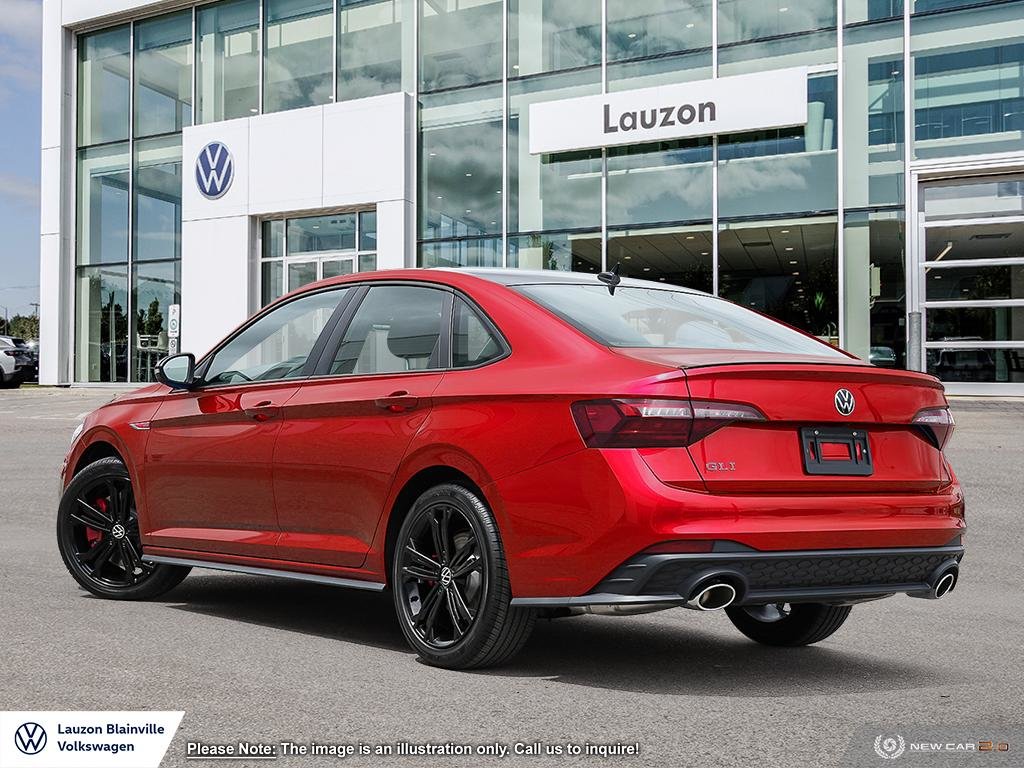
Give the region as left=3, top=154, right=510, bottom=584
left=834, top=388, right=856, bottom=416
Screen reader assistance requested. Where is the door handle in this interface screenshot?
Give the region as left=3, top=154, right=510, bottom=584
left=244, top=400, right=280, bottom=422
left=375, top=391, right=420, bottom=413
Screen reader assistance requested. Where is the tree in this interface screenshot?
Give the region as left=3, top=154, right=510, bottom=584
left=0, top=314, right=39, bottom=340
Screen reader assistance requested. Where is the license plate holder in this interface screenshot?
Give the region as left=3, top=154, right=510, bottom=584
left=800, top=427, right=873, bottom=476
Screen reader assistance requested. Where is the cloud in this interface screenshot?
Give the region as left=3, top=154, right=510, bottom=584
left=0, top=0, right=42, bottom=47
left=0, top=172, right=40, bottom=207
left=0, top=0, right=41, bottom=104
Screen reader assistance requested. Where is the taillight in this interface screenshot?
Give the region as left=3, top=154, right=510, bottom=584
left=570, top=398, right=765, bottom=448
left=912, top=407, right=955, bottom=450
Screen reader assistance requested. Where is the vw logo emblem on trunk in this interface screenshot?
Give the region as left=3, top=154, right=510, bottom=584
left=195, top=141, right=234, bottom=199
left=834, top=388, right=856, bottom=416
left=14, top=722, right=47, bottom=755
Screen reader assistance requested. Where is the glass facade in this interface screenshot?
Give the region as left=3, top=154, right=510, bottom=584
left=72, top=0, right=1024, bottom=386
left=260, top=211, right=379, bottom=305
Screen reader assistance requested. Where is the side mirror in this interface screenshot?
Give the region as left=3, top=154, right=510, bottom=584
left=155, top=353, right=197, bottom=390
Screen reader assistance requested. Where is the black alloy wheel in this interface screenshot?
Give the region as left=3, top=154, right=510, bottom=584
left=57, top=457, right=190, bottom=600
left=393, top=484, right=535, bottom=669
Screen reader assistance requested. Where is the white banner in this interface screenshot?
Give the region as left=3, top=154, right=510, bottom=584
left=0, top=712, right=183, bottom=768
left=529, top=67, right=808, bottom=155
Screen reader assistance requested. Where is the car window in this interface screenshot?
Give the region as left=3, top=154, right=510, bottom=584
left=515, top=284, right=847, bottom=357
left=452, top=298, right=503, bottom=368
left=204, top=288, right=347, bottom=386
left=328, top=285, right=446, bottom=375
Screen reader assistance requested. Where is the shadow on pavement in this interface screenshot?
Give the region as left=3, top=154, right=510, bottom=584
left=134, top=573, right=958, bottom=697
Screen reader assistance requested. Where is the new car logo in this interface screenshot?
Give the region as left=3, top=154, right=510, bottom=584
left=111, top=523, right=126, bottom=539
left=195, top=141, right=234, bottom=199
left=835, top=388, right=856, bottom=416
left=14, top=722, right=47, bottom=755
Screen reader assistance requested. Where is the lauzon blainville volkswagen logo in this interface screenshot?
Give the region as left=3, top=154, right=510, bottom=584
left=195, top=141, right=234, bottom=199
left=14, top=722, right=47, bottom=755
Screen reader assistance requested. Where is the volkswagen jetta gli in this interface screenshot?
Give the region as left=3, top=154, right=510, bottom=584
left=57, top=269, right=964, bottom=669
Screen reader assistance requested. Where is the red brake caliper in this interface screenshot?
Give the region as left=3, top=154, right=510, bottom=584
left=84, top=497, right=106, bottom=546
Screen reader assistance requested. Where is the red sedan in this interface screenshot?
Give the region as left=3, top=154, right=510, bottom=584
left=57, top=268, right=964, bottom=669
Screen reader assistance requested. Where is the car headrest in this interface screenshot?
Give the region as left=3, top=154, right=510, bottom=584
left=386, top=312, right=440, bottom=361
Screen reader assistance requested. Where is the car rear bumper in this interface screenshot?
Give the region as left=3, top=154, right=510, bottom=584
left=510, top=542, right=964, bottom=607
left=491, top=447, right=965, bottom=599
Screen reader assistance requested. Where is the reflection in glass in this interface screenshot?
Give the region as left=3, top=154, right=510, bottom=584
left=509, top=0, right=601, bottom=77
left=926, top=265, right=1022, bottom=301
left=843, top=210, right=906, bottom=367
left=322, top=259, right=355, bottom=277
left=134, top=136, right=182, bottom=262
left=133, top=260, right=181, bottom=381
left=927, top=306, right=1024, bottom=342
left=76, top=265, right=129, bottom=383
left=608, top=139, right=712, bottom=227
left=134, top=11, right=193, bottom=137
left=78, top=26, right=131, bottom=146
left=926, top=344, right=1024, bottom=383
left=359, top=210, right=377, bottom=250
left=420, top=0, right=502, bottom=91
left=339, top=0, right=408, bottom=100
left=843, top=21, right=905, bottom=209
left=846, top=0, right=903, bottom=24
left=420, top=86, right=503, bottom=239
left=287, top=214, right=357, bottom=253
left=206, top=289, right=345, bottom=384
left=507, top=231, right=601, bottom=273
left=359, top=253, right=378, bottom=272
left=420, top=238, right=502, bottom=268
left=912, top=4, right=1024, bottom=160
left=607, top=0, right=711, bottom=63
left=262, top=260, right=284, bottom=305
left=607, top=49, right=711, bottom=92
left=77, top=143, right=130, bottom=266
left=288, top=261, right=319, bottom=291
left=508, top=72, right=602, bottom=234
left=718, top=217, right=839, bottom=340
left=264, top=0, right=334, bottom=113
left=718, top=76, right=838, bottom=218
left=197, top=0, right=260, bottom=123
left=263, top=219, right=285, bottom=258
left=922, top=177, right=1024, bottom=222
left=718, top=0, right=835, bottom=46
left=607, top=226, right=713, bottom=291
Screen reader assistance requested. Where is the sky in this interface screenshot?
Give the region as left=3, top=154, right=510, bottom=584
left=0, top=0, right=42, bottom=320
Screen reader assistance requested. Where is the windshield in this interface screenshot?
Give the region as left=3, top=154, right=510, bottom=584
left=515, top=284, right=847, bottom=357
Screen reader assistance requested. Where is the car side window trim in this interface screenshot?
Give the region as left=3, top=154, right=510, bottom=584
left=448, top=293, right=512, bottom=371
left=310, top=282, right=454, bottom=379
left=191, top=285, right=355, bottom=391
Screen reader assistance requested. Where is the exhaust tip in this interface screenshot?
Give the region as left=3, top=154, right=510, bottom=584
left=692, top=582, right=737, bottom=611
left=935, top=570, right=957, bottom=598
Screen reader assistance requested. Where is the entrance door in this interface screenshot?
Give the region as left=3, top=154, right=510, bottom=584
left=915, top=174, right=1024, bottom=393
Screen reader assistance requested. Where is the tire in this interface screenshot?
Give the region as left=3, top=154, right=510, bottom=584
left=725, top=602, right=852, bottom=646
left=392, top=483, right=535, bottom=669
left=57, top=456, right=190, bottom=600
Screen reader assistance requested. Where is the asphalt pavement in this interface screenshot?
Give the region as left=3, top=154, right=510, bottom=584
left=1, top=387, right=1022, bottom=768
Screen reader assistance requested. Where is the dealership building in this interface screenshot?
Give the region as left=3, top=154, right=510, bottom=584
left=38, top=0, right=1024, bottom=393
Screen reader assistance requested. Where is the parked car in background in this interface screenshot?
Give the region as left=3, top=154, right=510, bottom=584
left=869, top=346, right=897, bottom=368
left=0, top=335, right=36, bottom=388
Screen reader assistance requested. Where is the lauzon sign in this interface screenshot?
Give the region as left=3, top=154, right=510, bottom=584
left=603, top=100, right=716, bottom=134
left=529, top=67, right=808, bottom=155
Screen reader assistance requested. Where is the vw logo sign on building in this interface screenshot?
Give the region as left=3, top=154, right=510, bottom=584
left=195, top=141, right=234, bottom=199
left=14, top=722, right=47, bottom=755
left=834, top=388, right=856, bottom=416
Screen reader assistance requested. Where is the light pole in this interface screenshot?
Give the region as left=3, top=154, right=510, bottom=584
left=0, top=305, right=8, bottom=335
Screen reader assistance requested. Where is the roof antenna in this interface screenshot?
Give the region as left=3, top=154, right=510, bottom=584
left=597, top=262, right=622, bottom=295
